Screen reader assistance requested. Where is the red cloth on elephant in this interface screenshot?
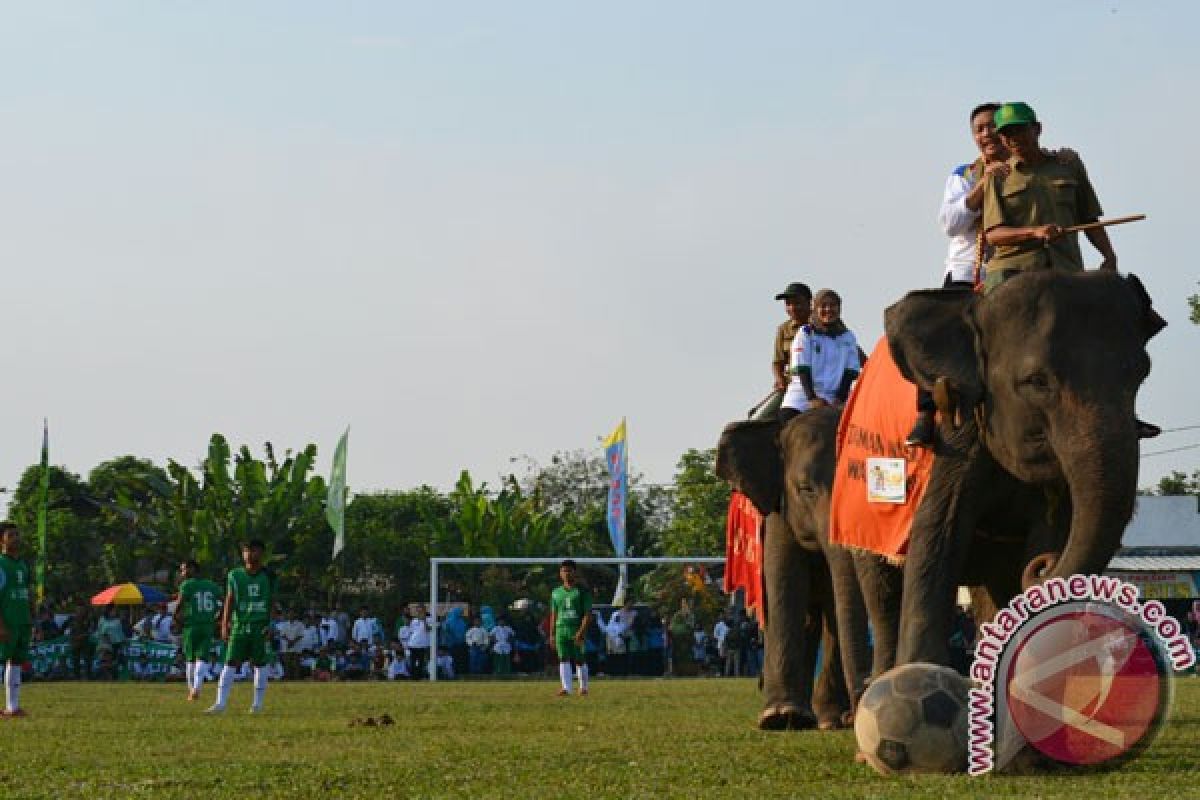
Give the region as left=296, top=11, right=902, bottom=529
left=829, top=336, right=934, bottom=560
left=724, top=491, right=764, bottom=622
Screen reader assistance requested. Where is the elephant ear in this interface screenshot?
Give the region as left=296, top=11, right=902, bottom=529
left=1124, top=273, right=1166, bottom=342
left=885, top=287, right=982, bottom=402
left=715, top=418, right=782, bottom=516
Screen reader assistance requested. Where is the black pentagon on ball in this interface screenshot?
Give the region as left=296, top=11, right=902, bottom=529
left=921, top=689, right=960, bottom=728
left=878, top=739, right=910, bottom=771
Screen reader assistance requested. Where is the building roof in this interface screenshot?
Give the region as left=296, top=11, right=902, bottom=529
left=1108, top=554, right=1200, bottom=572
left=1121, top=496, right=1200, bottom=547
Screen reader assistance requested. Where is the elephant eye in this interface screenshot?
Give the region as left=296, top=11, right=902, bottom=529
left=1019, top=371, right=1052, bottom=393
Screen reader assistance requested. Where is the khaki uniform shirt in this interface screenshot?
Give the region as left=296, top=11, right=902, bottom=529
left=981, top=154, right=1103, bottom=278
left=772, top=319, right=802, bottom=374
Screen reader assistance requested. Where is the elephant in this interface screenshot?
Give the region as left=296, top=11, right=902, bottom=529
left=717, top=408, right=895, bottom=729
left=884, top=269, right=1163, bottom=666
left=716, top=269, right=1162, bottom=727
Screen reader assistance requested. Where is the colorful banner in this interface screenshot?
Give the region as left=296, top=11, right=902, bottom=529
left=603, top=418, right=627, bottom=557
left=327, top=427, right=349, bottom=559
left=723, top=491, right=764, bottom=622
left=35, top=420, right=49, bottom=605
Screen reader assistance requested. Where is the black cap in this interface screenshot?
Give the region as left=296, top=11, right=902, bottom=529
left=775, top=282, right=812, bottom=301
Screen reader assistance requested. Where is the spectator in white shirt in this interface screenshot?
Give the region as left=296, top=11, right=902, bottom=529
left=465, top=616, right=490, bottom=675
left=404, top=607, right=432, bottom=680
left=319, top=613, right=340, bottom=648
left=277, top=609, right=306, bottom=679
left=490, top=617, right=515, bottom=676
left=351, top=607, right=378, bottom=646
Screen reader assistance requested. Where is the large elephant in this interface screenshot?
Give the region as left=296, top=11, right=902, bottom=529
left=717, top=269, right=1162, bottom=726
left=885, top=269, right=1163, bottom=665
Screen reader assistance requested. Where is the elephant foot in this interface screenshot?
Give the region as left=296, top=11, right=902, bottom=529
left=757, top=703, right=818, bottom=731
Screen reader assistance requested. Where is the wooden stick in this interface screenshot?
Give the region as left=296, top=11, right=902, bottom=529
left=1063, top=214, right=1146, bottom=234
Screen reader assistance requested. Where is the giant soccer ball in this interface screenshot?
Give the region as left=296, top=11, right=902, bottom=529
left=854, top=662, right=970, bottom=775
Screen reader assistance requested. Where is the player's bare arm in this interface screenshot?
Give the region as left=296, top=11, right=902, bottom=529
left=220, top=590, right=233, bottom=640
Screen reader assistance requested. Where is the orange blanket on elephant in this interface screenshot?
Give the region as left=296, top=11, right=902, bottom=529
left=829, top=336, right=934, bottom=560
left=723, top=491, right=764, bottom=622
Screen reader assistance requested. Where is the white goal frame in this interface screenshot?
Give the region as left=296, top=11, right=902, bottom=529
left=428, top=556, right=725, bottom=681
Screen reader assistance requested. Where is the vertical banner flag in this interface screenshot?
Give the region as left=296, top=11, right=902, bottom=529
left=327, top=428, right=349, bottom=560
left=36, top=419, right=49, bottom=605
left=603, top=418, right=628, bottom=558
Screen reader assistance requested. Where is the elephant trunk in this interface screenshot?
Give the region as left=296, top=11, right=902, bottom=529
left=1043, top=405, right=1139, bottom=581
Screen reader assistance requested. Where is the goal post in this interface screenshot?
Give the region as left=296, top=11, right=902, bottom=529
left=428, top=556, right=726, bottom=681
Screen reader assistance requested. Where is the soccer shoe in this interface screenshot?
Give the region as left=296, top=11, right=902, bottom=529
left=579, top=689, right=588, bottom=697
left=0, top=709, right=27, bottom=718
left=556, top=689, right=570, bottom=697
left=204, top=705, right=226, bottom=715
left=187, top=689, right=200, bottom=702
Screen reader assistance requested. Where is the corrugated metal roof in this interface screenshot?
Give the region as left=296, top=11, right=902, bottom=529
left=1107, top=556, right=1200, bottom=571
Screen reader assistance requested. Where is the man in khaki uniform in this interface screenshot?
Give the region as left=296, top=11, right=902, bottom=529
left=750, top=282, right=811, bottom=419
left=981, top=102, right=1115, bottom=290
left=981, top=101, right=1158, bottom=439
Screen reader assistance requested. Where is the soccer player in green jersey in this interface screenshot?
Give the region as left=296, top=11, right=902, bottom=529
left=549, top=559, right=593, bottom=697
left=174, top=559, right=222, bottom=702
left=207, top=540, right=276, bottom=714
left=0, top=523, right=34, bottom=717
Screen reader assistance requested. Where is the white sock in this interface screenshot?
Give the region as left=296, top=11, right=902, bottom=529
left=558, top=662, right=572, bottom=692
left=4, top=663, right=19, bottom=712
left=193, top=661, right=208, bottom=693
left=185, top=662, right=194, bottom=691
left=252, top=667, right=267, bottom=709
left=576, top=663, right=589, bottom=692
left=214, top=665, right=234, bottom=709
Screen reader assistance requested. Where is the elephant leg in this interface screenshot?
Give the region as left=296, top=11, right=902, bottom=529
left=825, top=544, right=870, bottom=711
left=854, top=550, right=903, bottom=680
left=896, top=451, right=986, bottom=667
left=759, top=512, right=817, bottom=731
left=809, top=555, right=851, bottom=729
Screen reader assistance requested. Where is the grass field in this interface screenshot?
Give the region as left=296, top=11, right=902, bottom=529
left=1, top=676, right=1197, bottom=799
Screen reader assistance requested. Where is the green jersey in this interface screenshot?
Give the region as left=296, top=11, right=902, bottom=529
left=0, top=554, right=32, bottom=625
left=179, top=578, right=222, bottom=627
left=227, top=567, right=275, bottom=636
left=551, top=585, right=592, bottom=637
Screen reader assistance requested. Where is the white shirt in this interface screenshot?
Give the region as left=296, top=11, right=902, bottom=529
left=351, top=617, right=377, bottom=644
left=319, top=617, right=340, bottom=646
left=491, top=624, right=514, bottom=655
left=406, top=617, right=431, bottom=649
left=713, top=619, right=729, bottom=647
left=153, top=613, right=174, bottom=643
left=299, top=624, right=320, bottom=653
left=277, top=620, right=305, bottom=653
left=939, top=162, right=982, bottom=283
left=782, top=326, right=861, bottom=411
left=465, top=625, right=489, bottom=648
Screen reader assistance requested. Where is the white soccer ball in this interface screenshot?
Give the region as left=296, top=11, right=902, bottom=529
left=854, top=662, right=970, bottom=775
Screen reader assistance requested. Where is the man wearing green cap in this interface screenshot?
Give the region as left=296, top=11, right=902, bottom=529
left=981, top=102, right=1159, bottom=439
left=980, top=102, right=1115, bottom=287
left=749, top=282, right=812, bottom=420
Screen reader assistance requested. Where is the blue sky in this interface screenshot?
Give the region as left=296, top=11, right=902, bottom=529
left=1, top=1, right=1197, bottom=499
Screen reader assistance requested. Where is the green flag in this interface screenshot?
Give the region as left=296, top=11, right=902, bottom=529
left=36, top=419, right=49, bottom=605
left=327, top=428, right=349, bottom=559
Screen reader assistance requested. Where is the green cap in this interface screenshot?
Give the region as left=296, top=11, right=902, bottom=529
left=993, top=102, right=1038, bottom=131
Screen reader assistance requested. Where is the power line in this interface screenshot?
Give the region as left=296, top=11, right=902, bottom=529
left=1141, top=442, right=1200, bottom=459
left=1158, top=424, right=1200, bottom=434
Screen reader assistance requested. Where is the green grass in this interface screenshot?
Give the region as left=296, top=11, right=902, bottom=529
left=0, top=676, right=1197, bottom=799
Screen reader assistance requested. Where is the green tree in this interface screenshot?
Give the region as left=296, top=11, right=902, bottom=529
left=87, top=455, right=172, bottom=587
left=1155, top=470, right=1200, bottom=496
left=7, top=464, right=99, bottom=605
left=661, top=448, right=730, bottom=556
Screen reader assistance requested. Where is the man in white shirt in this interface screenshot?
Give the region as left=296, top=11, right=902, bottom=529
left=319, top=613, right=340, bottom=648
left=276, top=610, right=306, bottom=680
left=152, top=605, right=174, bottom=643
left=465, top=616, right=489, bottom=675
left=404, top=606, right=431, bottom=680
left=908, top=101, right=1009, bottom=446
left=351, top=607, right=378, bottom=647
